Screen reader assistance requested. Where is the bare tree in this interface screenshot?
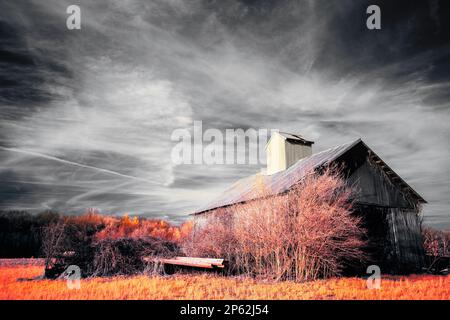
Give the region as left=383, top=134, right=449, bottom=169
left=41, top=219, right=66, bottom=271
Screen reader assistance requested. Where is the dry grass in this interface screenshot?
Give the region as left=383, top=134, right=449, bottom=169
left=1, top=260, right=448, bottom=300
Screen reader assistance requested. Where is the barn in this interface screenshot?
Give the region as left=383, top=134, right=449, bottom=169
left=192, top=132, right=426, bottom=274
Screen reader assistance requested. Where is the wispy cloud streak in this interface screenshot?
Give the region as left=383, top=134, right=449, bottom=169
left=0, top=146, right=157, bottom=185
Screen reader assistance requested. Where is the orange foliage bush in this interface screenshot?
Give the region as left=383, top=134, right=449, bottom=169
left=94, top=214, right=192, bottom=242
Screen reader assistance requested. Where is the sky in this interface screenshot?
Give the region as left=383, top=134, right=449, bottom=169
left=0, top=0, right=449, bottom=229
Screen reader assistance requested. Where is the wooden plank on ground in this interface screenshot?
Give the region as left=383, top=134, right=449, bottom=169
left=143, top=256, right=225, bottom=269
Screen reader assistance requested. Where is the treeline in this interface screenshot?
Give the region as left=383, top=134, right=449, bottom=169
left=0, top=211, right=60, bottom=258
left=0, top=210, right=191, bottom=258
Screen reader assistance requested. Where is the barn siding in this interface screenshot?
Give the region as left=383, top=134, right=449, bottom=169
left=349, top=161, right=413, bottom=208
left=385, top=208, right=425, bottom=273
left=349, top=158, right=425, bottom=273
left=284, top=140, right=312, bottom=169
left=354, top=205, right=424, bottom=274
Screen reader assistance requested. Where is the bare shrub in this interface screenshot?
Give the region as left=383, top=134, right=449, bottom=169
left=184, top=166, right=367, bottom=282
left=423, top=228, right=449, bottom=257
left=182, top=209, right=238, bottom=270
left=42, top=214, right=106, bottom=278
left=422, top=227, right=449, bottom=273
left=91, top=237, right=180, bottom=276
left=41, top=219, right=66, bottom=269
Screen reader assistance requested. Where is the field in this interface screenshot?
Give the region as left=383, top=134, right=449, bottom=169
left=0, top=259, right=448, bottom=300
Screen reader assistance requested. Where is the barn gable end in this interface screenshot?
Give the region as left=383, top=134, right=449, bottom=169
left=349, top=161, right=415, bottom=208
left=335, top=141, right=425, bottom=273
left=346, top=158, right=425, bottom=273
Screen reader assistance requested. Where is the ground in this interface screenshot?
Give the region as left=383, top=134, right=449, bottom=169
left=0, top=259, right=448, bottom=300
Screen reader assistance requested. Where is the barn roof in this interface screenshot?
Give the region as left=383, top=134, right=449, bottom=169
left=277, top=132, right=314, bottom=145
left=191, top=138, right=426, bottom=215
left=264, top=132, right=314, bottom=150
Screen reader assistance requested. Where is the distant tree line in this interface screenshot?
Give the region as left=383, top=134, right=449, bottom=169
left=0, top=210, right=60, bottom=258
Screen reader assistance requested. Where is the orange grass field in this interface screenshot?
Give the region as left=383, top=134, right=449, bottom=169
left=0, top=259, right=448, bottom=300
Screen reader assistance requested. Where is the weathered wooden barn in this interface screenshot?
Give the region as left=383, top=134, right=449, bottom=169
left=192, top=132, right=426, bottom=274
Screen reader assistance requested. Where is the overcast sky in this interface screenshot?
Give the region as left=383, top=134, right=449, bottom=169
left=0, top=0, right=449, bottom=229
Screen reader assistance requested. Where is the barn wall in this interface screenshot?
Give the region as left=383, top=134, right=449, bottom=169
left=354, top=205, right=424, bottom=274
left=385, top=207, right=425, bottom=273
left=284, top=140, right=312, bottom=169
left=192, top=207, right=234, bottom=233
left=192, top=214, right=208, bottom=229
left=349, top=158, right=425, bottom=273
left=348, top=161, right=414, bottom=208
